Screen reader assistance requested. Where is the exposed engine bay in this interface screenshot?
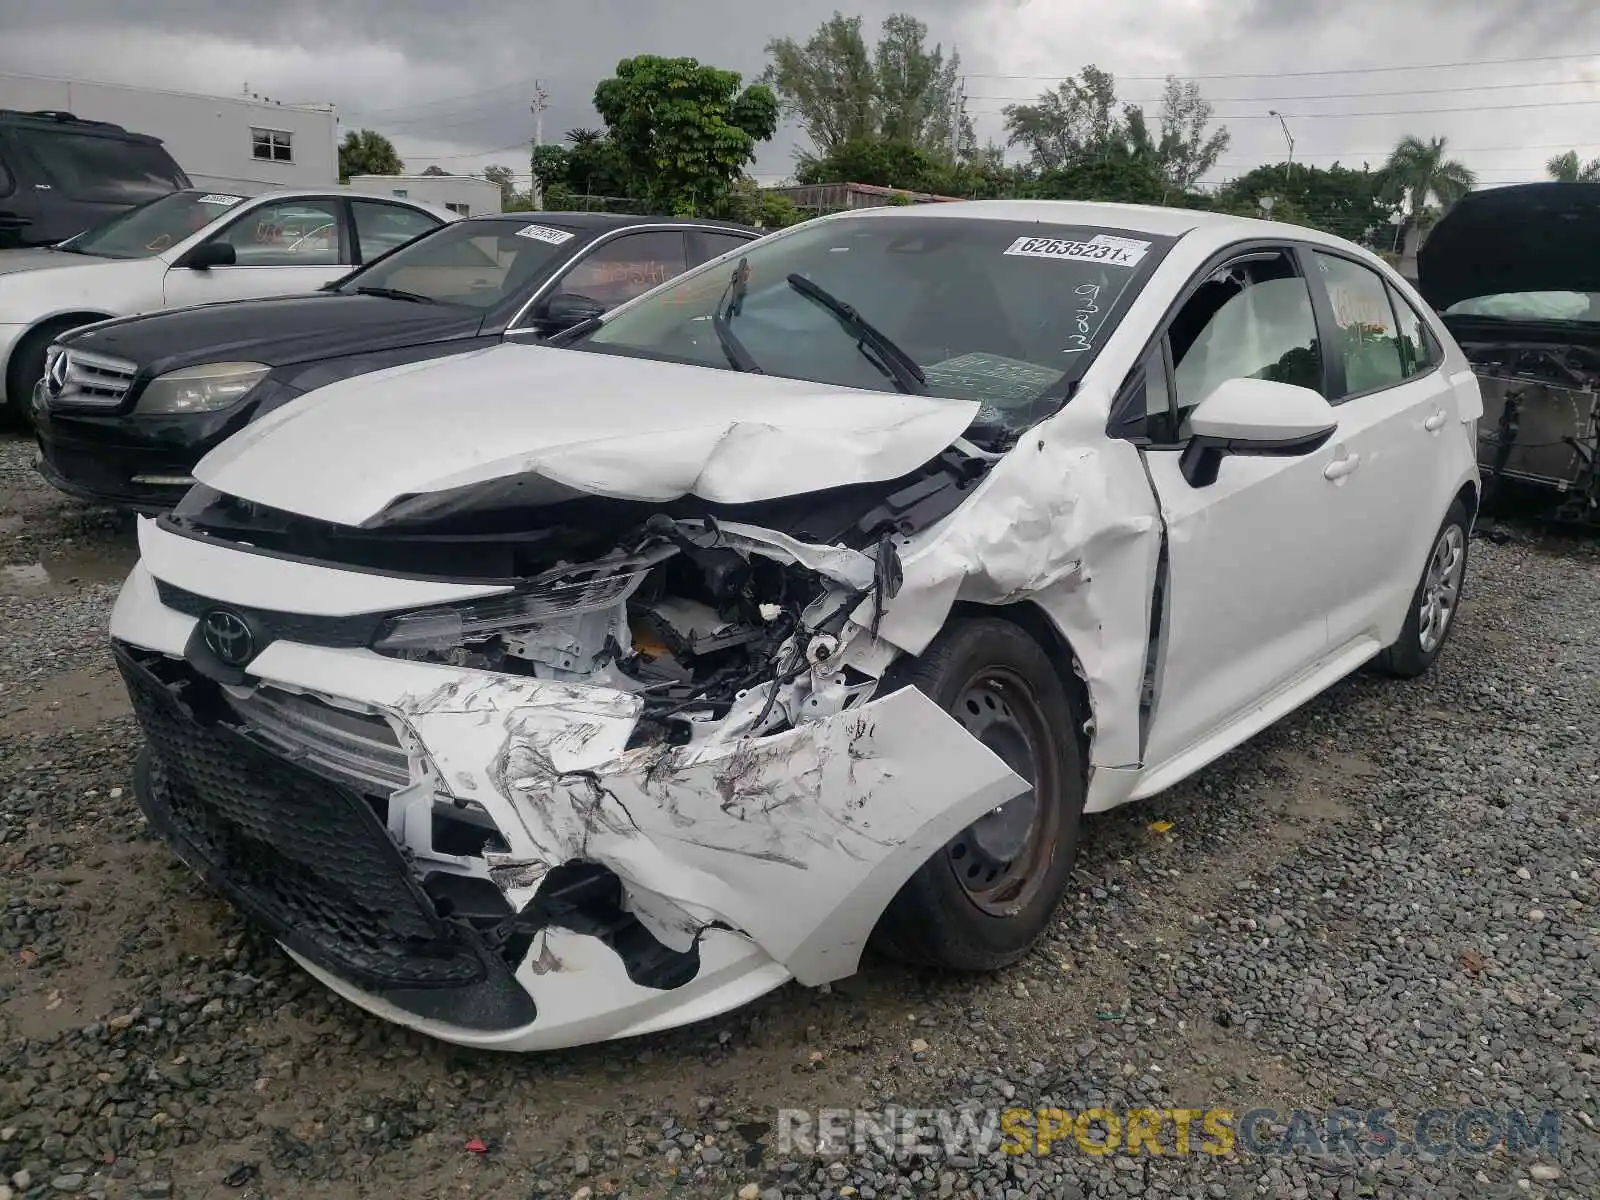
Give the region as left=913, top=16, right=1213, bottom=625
left=1458, top=339, right=1600, bottom=522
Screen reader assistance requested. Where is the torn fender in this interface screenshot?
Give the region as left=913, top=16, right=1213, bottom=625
left=860, top=410, right=1164, bottom=773
left=398, top=684, right=1030, bottom=985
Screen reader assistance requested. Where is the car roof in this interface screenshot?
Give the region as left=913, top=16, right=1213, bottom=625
left=463, top=211, right=761, bottom=235
left=832, top=198, right=1369, bottom=254
left=167, top=186, right=460, bottom=223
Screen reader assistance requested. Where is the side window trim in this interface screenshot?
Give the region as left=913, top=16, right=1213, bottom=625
left=1105, top=239, right=1308, bottom=440
left=1293, top=242, right=1348, bottom=402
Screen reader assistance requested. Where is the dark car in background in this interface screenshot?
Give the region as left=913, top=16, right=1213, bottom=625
left=1417, top=181, right=1600, bottom=524
left=33, top=211, right=761, bottom=511
left=0, top=109, right=190, bottom=249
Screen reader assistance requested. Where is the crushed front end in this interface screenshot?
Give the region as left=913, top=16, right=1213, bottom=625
left=111, top=460, right=1032, bottom=1050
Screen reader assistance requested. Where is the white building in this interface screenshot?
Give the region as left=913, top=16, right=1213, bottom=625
left=347, top=174, right=504, bottom=216
left=0, top=71, right=337, bottom=191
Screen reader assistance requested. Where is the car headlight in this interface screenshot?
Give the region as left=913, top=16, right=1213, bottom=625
left=134, top=362, right=270, bottom=415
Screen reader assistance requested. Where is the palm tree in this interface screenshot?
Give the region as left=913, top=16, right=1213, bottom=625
left=1546, top=150, right=1600, bottom=183
left=1382, top=135, right=1476, bottom=266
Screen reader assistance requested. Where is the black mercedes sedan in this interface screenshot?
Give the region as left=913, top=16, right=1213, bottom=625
left=32, top=211, right=761, bottom=511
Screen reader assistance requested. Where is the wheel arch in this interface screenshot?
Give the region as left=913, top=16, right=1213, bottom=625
left=5, top=310, right=117, bottom=386
left=949, top=599, right=1094, bottom=764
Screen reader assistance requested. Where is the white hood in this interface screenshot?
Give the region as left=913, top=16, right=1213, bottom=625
left=0, top=249, right=72, bottom=279
left=195, top=342, right=982, bottom=526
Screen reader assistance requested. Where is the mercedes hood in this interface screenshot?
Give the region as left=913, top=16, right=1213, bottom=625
left=60, top=293, right=487, bottom=375
left=1418, top=182, right=1600, bottom=313
left=194, top=342, right=982, bottom=527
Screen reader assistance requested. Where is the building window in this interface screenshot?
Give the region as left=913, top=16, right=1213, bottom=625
left=446, top=202, right=470, bottom=215
left=392, top=188, right=409, bottom=198
left=251, top=128, right=293, bottom=163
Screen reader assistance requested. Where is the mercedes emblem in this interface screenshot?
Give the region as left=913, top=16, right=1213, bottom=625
left=45, top=350, right=69, bottom=397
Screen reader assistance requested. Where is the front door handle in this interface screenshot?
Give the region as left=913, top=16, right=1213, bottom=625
left=1424, top=409, right=1447, bottom=432
left=1323, top=451, right=1361, bottom=481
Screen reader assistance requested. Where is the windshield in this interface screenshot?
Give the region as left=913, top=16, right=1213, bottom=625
left=339, top=219, right=581, bottom=308
left=1445, top=291, right=1600, bottom=323
left=575, top=213, right=1173, bottom=436
left=67, top=190, right=249, bottom=259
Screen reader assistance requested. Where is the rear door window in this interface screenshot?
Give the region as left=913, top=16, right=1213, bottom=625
left=689, top=230, right=755, bottom=266
left=351, top=200, right=443, bottom=261
left=554, top=231, right=689, bottom=309
left=12, top=129, right=186, bottom=203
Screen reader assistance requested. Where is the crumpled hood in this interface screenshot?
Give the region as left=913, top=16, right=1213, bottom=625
left=1418, top=182, right=1600, bottom=312
left=195, top=342, right=982, bottom=526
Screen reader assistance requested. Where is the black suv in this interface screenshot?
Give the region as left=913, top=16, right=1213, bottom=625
left=0, top=110, right=191, bottom=249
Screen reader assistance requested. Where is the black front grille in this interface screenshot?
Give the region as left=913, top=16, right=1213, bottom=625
left=154, top=579, right=383, bottom=648
left=117, top=645, right=486, bottom=991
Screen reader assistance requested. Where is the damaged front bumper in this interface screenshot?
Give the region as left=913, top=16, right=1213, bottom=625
left=111, top=542, right=1028, bottom=1051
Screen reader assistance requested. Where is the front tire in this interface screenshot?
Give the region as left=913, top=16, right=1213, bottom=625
left=4, top=319, right=88, bottom=430
left=1374, top=497, right=1470, bottom=679
left=869, top=616, right=1087, bottom=971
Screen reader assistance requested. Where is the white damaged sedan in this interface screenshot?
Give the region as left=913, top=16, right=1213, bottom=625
left=109, top=200, right=1482, bottom=1050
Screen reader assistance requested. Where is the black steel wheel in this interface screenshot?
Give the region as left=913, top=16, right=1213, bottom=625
left=869, top=616, right=1086, bottom=971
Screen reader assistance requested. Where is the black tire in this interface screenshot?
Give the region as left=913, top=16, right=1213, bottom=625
left=4, top=319, right=88, bottom=430
left=1374, top=496, right=1471, bottom=679
left=868, top=616, right=1087, bottom=971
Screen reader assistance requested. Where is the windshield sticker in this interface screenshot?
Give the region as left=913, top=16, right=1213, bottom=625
left=515, top=224, right=576, bottom=245
left=1003, top=233, right=1150, bottom=268
left=196, top=194, right=245, bottom=207
left=1064, top=281, right=1103, bottom=354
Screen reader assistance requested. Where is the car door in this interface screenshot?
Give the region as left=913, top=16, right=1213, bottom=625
left=1131, top=245, right=1363, bottom=773
left=1300, top=248, right=1458, bottom=652
left=161, top=196, right=352, bottom=308
left=509, top=229, right=690, bottom=338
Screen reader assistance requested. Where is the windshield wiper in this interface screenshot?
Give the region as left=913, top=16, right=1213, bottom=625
left=353, top=285, right=437, bottom=305
left=711, top=257, right=762, bottom=374
left=785, top=273, right=926, bottom=394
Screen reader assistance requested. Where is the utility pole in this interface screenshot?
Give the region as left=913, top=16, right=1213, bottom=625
left=530, top=81, right=549, bottom=211
left=948, top=73, right=965, bottom=162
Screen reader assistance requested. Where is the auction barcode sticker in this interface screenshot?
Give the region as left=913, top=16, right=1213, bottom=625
left=197, top=194, right=245, bottom=206
left=515, top=224, right=576, bottom=245
left=1003, top=233, right=1150, bottom=267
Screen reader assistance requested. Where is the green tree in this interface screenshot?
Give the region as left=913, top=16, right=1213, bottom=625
left=420, top=164, right=451, bottom=177
left=1151, top=76, right=1230, bottom=190
left=764, top=13, right=970, bottom=157
left=1546, top=150, right=1600, bottom=182
left=1383, top=135, right=1475, bottom=214
left=337, top=129, right=403, bottom=181
left=1002, top=66, right=1119, bottom=171
left=594, top=55, right=778, bottom=215
left=482, top=165, right=517, bottom=206
left=795, top=137, right=942, bottom=191
left=1215, top=162, right=1394, bottom=243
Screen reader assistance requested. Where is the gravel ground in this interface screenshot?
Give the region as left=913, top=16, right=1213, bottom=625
left=0, top=431, right=1595, bottom=1200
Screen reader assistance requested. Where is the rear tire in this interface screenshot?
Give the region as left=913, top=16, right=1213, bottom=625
left=869, top=616, right=1087, bottom=971
left=1374, top=497, right=1470, bottom=679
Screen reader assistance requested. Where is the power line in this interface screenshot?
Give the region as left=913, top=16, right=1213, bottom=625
left=963, top=48, right=1600, bottom=82
left=964, top=75, right=1600, bottom=106
left=345, top=74, right=541, bottom=119
left=966, top=96, right=1600, bottom=120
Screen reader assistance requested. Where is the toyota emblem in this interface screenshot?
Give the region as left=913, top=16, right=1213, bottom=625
left=201, top=608, right=255, bottom=667
left=45, top=350, right=69, bottom=396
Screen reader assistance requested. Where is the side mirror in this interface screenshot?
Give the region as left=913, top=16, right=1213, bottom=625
left=540, top=292, right=607, bottom=332
left=1179, top=377, right=1337, bottom=488
left=181, top=241, right=237, bottom=270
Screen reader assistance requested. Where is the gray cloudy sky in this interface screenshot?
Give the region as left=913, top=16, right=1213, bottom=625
left=1, top=0, right=1597, bottom=193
